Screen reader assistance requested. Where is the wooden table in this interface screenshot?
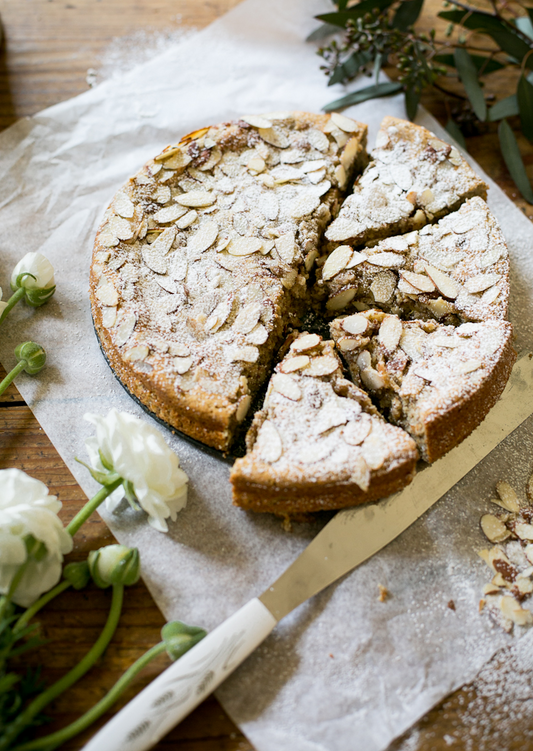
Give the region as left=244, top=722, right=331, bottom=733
left=0, top=2, right=532, bottom=750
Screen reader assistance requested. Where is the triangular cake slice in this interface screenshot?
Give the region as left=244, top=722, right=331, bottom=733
left=330, top=310, right=515, bottom=463
left=90, top=112, right=368, bottom=451
left=230, top=332, right=418, bottom=515
left=325, top=116, right=488, bottom=248
left=319, top=197, right=509, bottom=323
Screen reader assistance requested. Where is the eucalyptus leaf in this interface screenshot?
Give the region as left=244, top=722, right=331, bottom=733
left=498, top=119, right=533, bottom=204
left=306, top=23, right=339, bottom=42
left=329, top=49, right=373, bottom=85
left=335, top=0, right=349, bottom=9
left=393, top=0, right=424, bottom=31
left=454, top=47, right=487, bottom=121
left=405, top=86, right=420, bottom=120
left=434, top=53, right=505, bottom=75
left=445, top=119, right=466, bottom=150
left=323, top=81, right=403, bottom=111
left=317, top=0, right=396, bottom=29
left=439, top=10, right=532, bottom=66
left=518, top=73, right=533, bottom=141
left=488, top=94, right=519, bottom=121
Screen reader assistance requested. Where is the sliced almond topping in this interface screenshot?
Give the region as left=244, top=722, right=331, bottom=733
left=456, top=359, right=482, bottom=375
left=361, top=367, right=386, bottom=391
left=478, top=246, right=503, bottom=269
left=425, top=297, right=456, bottom=318
left=291, top=333, right=321, bottom=352
left=419, top=188, right=434, bottom=207
left=280, top=355, right=310, bottom=373
left=154, top=204, right=188, bottom=224
left=307, top=128, right=329, bottom=153
left=175, top=210, right=197, bottom=229
left=307, top=355, right=339, bottom=377
left=247, top=157, right=266, bottom=173
left=124, top=345, right=149, bottom=362
left=227, top=237, right=263, bottom=257
left=346, top=251, right=366, bottom=269
left=99, top=228, right=119, bottom=247
left=114, top=311, right=136, bottom=347
left=154, top=185, right=172, bottom=204
left=400, top=270, right=436, bottom=293
left=378, top=316, right=403, bottom=353
left=366, top=252, right=406, bottom=268
left=326, top=288, right=356, bottom=312
left=233, top=301, right=262, bottom=334
left=296, top=442, right=334, bottom=465
left=449, top=146, right=462, bottom=166
left=480, top=514, right=510, bottom=543
left=482, top=286, right=501, bottom=305
left=499, top=595, right=533, bottom=626
left=272, top=373, right=302, bottom=401
left=241, top=114, right=273, bottom=129
left=247, top=323, right=269, bottom=345
left=275, top=233, right=296, bottom=264
left=109, top=215, right=134, bottom=241
left=101, top=306, right=117, bottom=328
left=483, top=583, right=501, bottom=595
left=187, top=220, right=219, bottom=254
left=361, top=432, right=386, bottom=470
left=330, top=112, right=358, bottom=132
left=176, top=191, right=216, bottom=208
left=515, top=522, right=533, bottom=541
left=322, top=246, right=353, bottom=281
left=258, top=126, right=290, bottom=149
left=256, top=420, right=283, bottom=463
left=342, top=314, right=368, bottom=335
left=343, top=415, right=372, bottom=446
left=205, top=297, right=234, bottom=333
left=465, top=273, right=501, bottom=294
left=290, top=193, right=321, bottom=219
left=236, top=394, right=251, bottom=422
left=370, top=271, right=396, bottom=304
left=496, top=481, right=520, bottom=513
left=226, top=345, right=259, bottom=363
left=338, top=337, right=358, bottom=352
left=168, top=342, right=190, bottom=357
left=334, top=164, right=347, bottom=188
left=95, top=282, right=119, bottom=306
left=113, top=192, right=135, bottom=219
left=423, top=264, right=460, bottom=299
left=301, top=159, right=327, bottom=173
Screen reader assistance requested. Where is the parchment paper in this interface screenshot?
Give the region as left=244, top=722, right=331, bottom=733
left=1, top=1, right=533, bottom=749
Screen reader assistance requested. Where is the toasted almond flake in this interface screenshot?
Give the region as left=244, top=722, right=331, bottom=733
left=154, top=146, right=182, bottom=162
left=176, top=190, right=216, bottom=208
left=167, top=343, right=189, bottom=357
left=496, top=481, right=520, bottom=512
left=291, top=333, right=321, bottom=352
left=154, top=185, right=172, bottom=204
left=342, top=415, right=372, bottom=446
left=155, top=275, right=178, bottom=294
left=367, top=252, right=405, bottom=268
left=338, top=337, right=358, bottom=352
left=479, top=246, right=503, bottom=268
left=398, top=277, right=419, bottom=295
left=307, top=128, right=329, bottom=152
left=346, top=251, right=366, bottom=269
left=109, top=215, right=134, bottom=241
left=341, top=135, right=361, bottom=172
left=187, top=220, right=219, bottom=254
left=258, top=126, right=289, bottom=148
left=233, top=302, right=262, bottom=334
left=456, top=359, right=482, bottom=375
left=235, top=394, right=251, bottom=423
left=150, top=226, right=177, bottom=255
left=425, top=297, right=456, bottom=318
left=171, top=355, right=192, bottom=375
left=419, top=188, right=434, bottom=207
left=227, top=237, right=263, bottom=256
left=307, top=355, right=339, bottom=377
left=241, top=114, right=273, bottom=128
left=515, top=522, right=533, bottom=541
left=99, top=228, right=120, bottom=247
left=500, top=595, right=533, bottom=626
left=173, top=209, right=197, bottom=229
left=330, top=112, right=358, bottom=132
left=400, top=270, right=435, bottom=293
left=95, top=282, right=119, bottom=306
left=327, top=288, right=356, bottom=311
left=483, top=583, right=501, bottom=595
left=114, top=311, right=136, bottom=347
left=378, top=316, right=403, bottom=352
left=334, top=164, right=347, bottom=189
left=272, top=373, right=302, bottom=401
left=452, top=212, right=480, bottom=233
left=226, top=345, right=259, bottom=363
left=432, top=335, right=460, bottom=348
left=247, top=323, right=268, bottom=345
left=198, top=147, right=222, bottom=171
left=482, top=286, right=501, bottom=305
left=322, top=246, right=353, bottom=281
left=361, top=432, right=386, bottom=470
left=361, top=367, right=386, bottom=391
left=290, top=193, right=321, bottom=219
left=247, top=157, right=266, bottom=173
left=370, top=271, right=396, bottom=304
left=423, top=264, right=460, bottom=299
left=101, top=306, right=117, bottom=328
left=301, top=159, right=327, bottom=173
left=142, top=246, right=168, bottom=274
left=153, top=204, right=188, bottom=224
left=275, top=233, right=296, bottom=264
left=280, top=355, right=310, bottom=373
left=205, top=296, right=234, bottom=333
left=341, top=314, right=368, bottom=336
left=113, top=192, right=135, bottom=219
left=124, top=345, right=149, bottom=362
left=465, top=272, right=501, bottom=294
left=480, top=514, right=510, bottom=543
left=256, top=420, right=283, bottom=463
left=449, top=147, right=462, bottom=166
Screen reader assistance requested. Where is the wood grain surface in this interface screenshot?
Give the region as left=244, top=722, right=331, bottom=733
left=0, top=1, right=532, bottom=750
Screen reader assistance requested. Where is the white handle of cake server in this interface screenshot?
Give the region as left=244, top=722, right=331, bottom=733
left=81, top=598, right=277, bottom=751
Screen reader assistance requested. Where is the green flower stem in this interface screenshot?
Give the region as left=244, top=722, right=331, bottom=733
left=12, top=641, right=167, bottom=751
left=0, top=286, right=25, bottom=325
left=67, top=478, right=123, bottom=537
left=0, top=557, right=33, bottom=620
left=13, top=579, right=71, bottom=634
left=0, top=584, right=124, bottom=751
left=0, top=359, right=26, bottom=397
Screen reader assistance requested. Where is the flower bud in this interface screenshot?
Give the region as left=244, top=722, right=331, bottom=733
left=15, top=341, right=46, bottom=375
left=161, top=621, right=206, bottom=661
left=63, top=561, right=91, bottom=590
left=11, top=252, right=56, bottom=307
left=88, top=544, right=140, bottom=589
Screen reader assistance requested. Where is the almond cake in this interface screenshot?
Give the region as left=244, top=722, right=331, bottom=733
left=90, top=113, right=515, bottom=517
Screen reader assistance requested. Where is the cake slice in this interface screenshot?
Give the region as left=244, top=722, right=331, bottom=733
left=90, top=112, right=368, bottom=451
left=330, top=310, right=515, bottom=463
left=230, top=332, right=419, bottom=515
left=325, top=116, right=488, bottom=248
left=318, top=197, right=509, bottom=323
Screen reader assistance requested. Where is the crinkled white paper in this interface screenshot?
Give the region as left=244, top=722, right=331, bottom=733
left=1, top=1, right=533, bottom=749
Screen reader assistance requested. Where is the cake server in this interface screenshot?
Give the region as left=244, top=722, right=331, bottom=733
left=82, top=353, right=533, bottom=751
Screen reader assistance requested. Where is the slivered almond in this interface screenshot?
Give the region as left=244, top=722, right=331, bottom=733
left=272, top=373, right=302, bottom=401
left=423, top=264, right=460, bottom=299
left=456, top=360, right=482, bottom=375
left=322, top=246, right=353, bottom=280
left=236, top=394, right=251, bottom=422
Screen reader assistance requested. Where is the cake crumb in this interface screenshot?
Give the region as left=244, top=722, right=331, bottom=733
left=448, top=599, right=456, bottom=611
left=378, top=584, right=390, bottom=601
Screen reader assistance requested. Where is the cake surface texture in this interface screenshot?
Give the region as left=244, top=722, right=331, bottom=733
left=91, top=114, right=515, bottom=516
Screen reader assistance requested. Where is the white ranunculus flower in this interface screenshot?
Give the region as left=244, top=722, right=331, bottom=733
left=11, top=252, right=55, bottom=291
left=0, top=469, right=73, bottom=607
left=84, top=409, right=188, bottom=532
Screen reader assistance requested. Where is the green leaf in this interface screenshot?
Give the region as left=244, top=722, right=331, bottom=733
left=328, top=50, right=373, bottom=85
left=393, top=0, right=424, bottom=31
left=518, top=73, right=533, bottom=141
left=405, top=87, right=420, bottom=120
left=317, top=0, right=397, bottom=28
left=498, top=118, right=533, bottom=203
left=454, top=47, right=487, bottom=121
left=433, top=53, right=505, bottom=75
left=439, top=10, right=532, bottom=66
left=515, top=15, right=533, bottom=41
left=488, top=94, right=519, bottom=121
left=445, top=119, right=466, bottom=150
left=335, top=0, right=349, bottom=9
left=323, top=81, right=403, bottom=111
left=306, top=23, right=339, bottom=42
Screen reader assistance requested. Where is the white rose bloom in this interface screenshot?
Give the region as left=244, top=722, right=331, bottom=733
left=11, top=252, right=55, bottom=290
left=84, top=409, right=188, bottom=532
left=0, top=287, right=7, bottom=315
left=0, top=469, right=73, bottom=607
